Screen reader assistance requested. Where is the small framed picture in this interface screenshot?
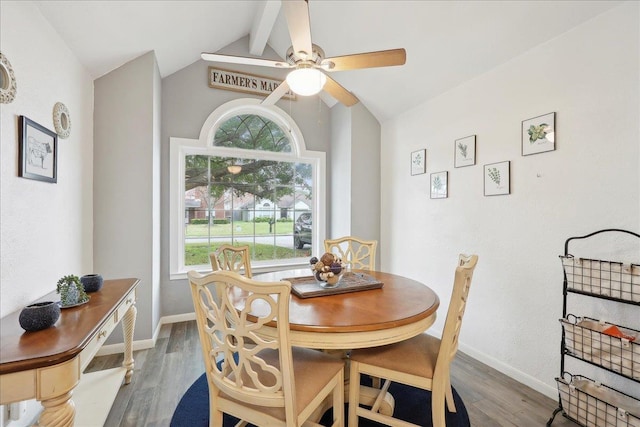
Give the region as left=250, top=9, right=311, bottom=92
left=522, top=112, right=555, bottom=156
left=18, top=116, right=58, bottom=183
left=411, top=149, right=426, bottom=175
left=454, top=135, right=476, bottom=167
left=484, top=161, right=510, bottom=196
left=430, top=171, right=448, bottom=199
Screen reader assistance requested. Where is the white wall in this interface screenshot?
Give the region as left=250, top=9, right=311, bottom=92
left=381, top=2, right=639, bottom=398
left=0, top=1, right=94, bottom=317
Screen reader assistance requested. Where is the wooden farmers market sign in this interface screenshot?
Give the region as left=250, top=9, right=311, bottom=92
left=208, top=67, right=296, bottom=101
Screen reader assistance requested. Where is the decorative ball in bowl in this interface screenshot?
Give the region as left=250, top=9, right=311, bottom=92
left=19, top=301, right=61, bottom=332
left=310, top=252, right=345, bottom=289
left=81, top=274, right=104, bottom=293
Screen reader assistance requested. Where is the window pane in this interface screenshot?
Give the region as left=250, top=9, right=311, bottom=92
left=213, top=114, right=291, bottom=152
left=181, top=114, right=316, bottom=269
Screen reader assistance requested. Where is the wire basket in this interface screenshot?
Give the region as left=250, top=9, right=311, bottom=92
left=557, top=373, right=640, bottom=427
left=560, top=256, right=640, bottom=303
left=560, top=315, right=640, bottom=380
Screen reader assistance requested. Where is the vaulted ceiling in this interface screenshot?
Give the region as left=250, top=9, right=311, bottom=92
left=34, top=1, right=620, bottom=122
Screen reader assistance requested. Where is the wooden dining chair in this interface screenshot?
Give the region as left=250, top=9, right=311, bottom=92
left=209, top=244, right=252, bottom=278
left=188, top=270, right=345, bottom=427
left=347, top=254, right=479, bottom=427
left=324, top=236, right=377, bottom=270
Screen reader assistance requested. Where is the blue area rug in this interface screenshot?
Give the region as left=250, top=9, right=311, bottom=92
left=171, top=373, right=470, bottom=427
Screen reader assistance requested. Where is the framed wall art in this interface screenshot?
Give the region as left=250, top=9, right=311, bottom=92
left=19, top=116, right=57, bottom=183
left=411, top=149, right=426, bottom=175
left=430, top=171, right=448, bottom=199
left=522, top=112, right=555, bottom=156
left=484, top=161, right=510, bottom=196
left=454, top=135, right=476, bottom=167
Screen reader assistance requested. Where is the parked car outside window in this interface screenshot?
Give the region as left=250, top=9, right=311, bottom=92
left=294, top=213, right=312, bottom=249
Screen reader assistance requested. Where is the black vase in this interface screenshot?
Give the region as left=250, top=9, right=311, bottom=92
left=19, top=301, right=61, bottom=332
left=81, top=274, right=104, bottom=292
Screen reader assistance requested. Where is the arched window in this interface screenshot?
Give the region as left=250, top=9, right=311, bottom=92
left=170, top=100, right=325, bottom=277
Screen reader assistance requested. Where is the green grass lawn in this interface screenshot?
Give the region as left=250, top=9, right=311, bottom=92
left=186, top=221, right=294, bottom=237
left=185, top=242, right=311, bottom=266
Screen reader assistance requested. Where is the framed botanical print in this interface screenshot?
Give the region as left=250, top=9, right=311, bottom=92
left=522, top=112, right=555, bottom=156
left=18, top=116, right=58, bottom=183
left=454, top=135, right=476, bottom=167
left=411, top=149, right=426, bottom=175
left=430, top=171, right=448, bottom=199
left=484, top=161, right=510, bottom=196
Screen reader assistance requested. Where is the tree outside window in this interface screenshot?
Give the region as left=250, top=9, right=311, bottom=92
left=183, top=115, right=313, bottom=266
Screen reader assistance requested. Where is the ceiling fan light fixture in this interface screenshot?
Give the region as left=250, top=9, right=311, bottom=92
left=286, top=67, right=326, bottom=96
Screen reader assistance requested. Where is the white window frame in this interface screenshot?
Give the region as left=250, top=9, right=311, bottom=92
left=170, top=99, right=326, bottom=279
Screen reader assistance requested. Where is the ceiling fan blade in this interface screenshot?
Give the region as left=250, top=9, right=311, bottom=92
left=262, top=80, right=291, bottom=106
left=282, top=0, right=313, bottom=60
left=322, top=48, right=406, bottom=71
left=201, top=52, right=290, bottom=68
left=322, top=74, right=359, bottom=107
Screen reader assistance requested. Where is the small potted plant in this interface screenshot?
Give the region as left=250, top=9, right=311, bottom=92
left=57, top=274, right=89, bottom=307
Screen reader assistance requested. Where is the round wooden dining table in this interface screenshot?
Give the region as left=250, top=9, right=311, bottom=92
left=253, top=268, right=440, bottom=350
left=242, top=268, right=441, bottom=416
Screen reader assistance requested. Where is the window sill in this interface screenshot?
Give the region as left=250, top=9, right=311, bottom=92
left=170, top=261, right=310, bottom=281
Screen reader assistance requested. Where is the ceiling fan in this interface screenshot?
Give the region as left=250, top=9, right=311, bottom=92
left=201, top=0, right=406, bottom=107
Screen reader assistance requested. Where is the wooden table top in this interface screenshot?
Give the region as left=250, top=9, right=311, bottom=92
left=0, top=278, right=139, bottom=375
left=253, top=269, right=440, bottom=334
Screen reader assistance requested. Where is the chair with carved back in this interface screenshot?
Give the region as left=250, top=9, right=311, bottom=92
left=324, top=236, right=377, bottom=271
left=209, top=244, right=252, bottom=278
left=188, top=270, right=345, bottom=427
left=347, top=254, right=479, bottom=427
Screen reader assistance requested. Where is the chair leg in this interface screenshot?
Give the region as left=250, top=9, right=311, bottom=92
left=210, top=406, right=223, bottom=427
left=333, top=370, right=345, bottom=427
left=431, top=388, right=447, bottom=427
left=348, top=361, right=361, bottom=427
left=445, top=379, right=456, bottom=413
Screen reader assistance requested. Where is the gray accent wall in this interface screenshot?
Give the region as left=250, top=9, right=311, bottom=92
left=330, top=103, right=381, bottom=268
left=94, top=51, right=162, bottom=342
left=160, top=37, right=337, bottom=317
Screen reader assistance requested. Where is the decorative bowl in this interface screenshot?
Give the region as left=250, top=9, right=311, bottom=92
left=310, top=252, right=346, bottom=289
left=81, top=274, right=104, bottom=292
left=315, top=270, right=345, bottom=289
left=19, top=301, right=60, bottom=332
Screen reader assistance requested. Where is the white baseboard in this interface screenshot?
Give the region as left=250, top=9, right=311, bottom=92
left=456, top=341, right=558, bottom=399
left=424, top=329, right=557, bottom=400
left=95, top=312, right=195, bottom=357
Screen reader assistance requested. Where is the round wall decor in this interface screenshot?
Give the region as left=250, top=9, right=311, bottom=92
left=0, top=52, right=17, bottom=104
left=53, top=102, right=71, bottom=138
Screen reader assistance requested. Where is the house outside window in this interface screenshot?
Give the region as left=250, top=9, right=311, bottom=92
left=170, top=100, right=325, bottom=278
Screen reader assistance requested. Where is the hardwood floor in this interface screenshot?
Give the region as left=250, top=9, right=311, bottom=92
left=87, top=321, right=577, bottom=426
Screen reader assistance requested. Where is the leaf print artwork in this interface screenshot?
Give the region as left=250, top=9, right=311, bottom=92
left=528, top=123, right=549, bottom=144
left=411, top=149, right=426, bottom=175
left=457, top=142, right=468, bottom=158
left=430, top=171, right=448, bottom=198
left=432, top=176, right=443, bottom=190
left=488, top=167, right=501, bottom=186
left=522, top=112, right=555, bottom=156
left=454, top=135, right=476, bottom=168
left=484, top=161, right=510, bottom=196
